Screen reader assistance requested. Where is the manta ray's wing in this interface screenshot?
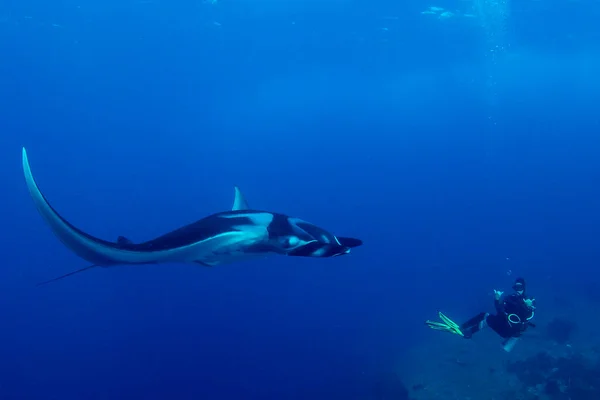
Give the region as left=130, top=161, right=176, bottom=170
left=22, top=147, right=241, bottom=266
left=21, top=147, right=133, bottom=266
left=23, top=148, right=269, bottom=285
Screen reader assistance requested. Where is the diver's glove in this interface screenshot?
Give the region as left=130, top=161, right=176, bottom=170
left=494, top=290, right=504, bottom=300
left=524, top=298, right=536, bottom=309
left=425, top=312, right=464, bottom=336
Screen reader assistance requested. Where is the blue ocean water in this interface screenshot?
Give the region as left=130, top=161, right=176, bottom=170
left=1, top=0, right=600, bottom=399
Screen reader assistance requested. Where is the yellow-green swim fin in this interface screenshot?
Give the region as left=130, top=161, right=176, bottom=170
left=425, top=311, right=464, bottom=336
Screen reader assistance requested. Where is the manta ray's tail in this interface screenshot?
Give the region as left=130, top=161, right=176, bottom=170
left=36, top=264, right=97, bottom=287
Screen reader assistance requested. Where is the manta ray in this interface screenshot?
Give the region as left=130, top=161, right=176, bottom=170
left=21, top=147, right=362, bottom=285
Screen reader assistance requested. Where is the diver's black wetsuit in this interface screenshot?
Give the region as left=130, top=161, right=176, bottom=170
left=460, top=293, right=534, bottom=339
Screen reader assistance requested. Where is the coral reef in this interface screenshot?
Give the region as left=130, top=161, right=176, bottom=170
left=506, top=351, right=600, bottom=399
left=545, top=318, right=577, bottom=345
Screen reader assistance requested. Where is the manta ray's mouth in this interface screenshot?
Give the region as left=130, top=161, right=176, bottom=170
left=286, top=241, right=350, bottom=258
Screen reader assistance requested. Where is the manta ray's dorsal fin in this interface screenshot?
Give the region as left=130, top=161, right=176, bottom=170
left=117, top=236, right=134, bottom=245
left=232, top=186, right=249, bottom=211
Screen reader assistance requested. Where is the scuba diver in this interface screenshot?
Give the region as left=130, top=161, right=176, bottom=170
left=425, top=277, right=536, bottom=352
